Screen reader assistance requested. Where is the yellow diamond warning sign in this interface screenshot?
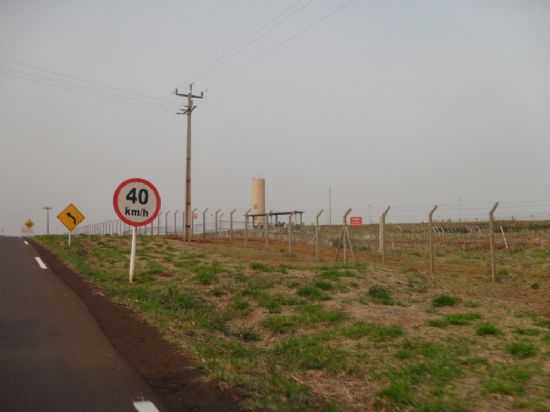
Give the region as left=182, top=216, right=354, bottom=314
left=57, top=203, right=85, bottom=232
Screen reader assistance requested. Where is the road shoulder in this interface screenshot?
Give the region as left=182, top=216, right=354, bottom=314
left=30, top=239, right=243, bottom=412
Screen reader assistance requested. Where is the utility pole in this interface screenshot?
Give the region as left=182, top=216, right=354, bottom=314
left=175, top=83, right=204, bottom=242
left=43, top=206, right=52, bottom=235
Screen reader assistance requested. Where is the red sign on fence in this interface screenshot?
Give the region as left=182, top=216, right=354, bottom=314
left=349, top=216, right=363, bottom=226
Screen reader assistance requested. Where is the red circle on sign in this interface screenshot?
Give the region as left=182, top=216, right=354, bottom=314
left=113, top=178, right=161, bottom=227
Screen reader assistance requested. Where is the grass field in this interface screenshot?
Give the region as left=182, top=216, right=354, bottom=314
left=35, top=234, right=550, bottom=412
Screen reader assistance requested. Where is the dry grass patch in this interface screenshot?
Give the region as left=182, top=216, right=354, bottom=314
left=36, top=234, right=550, bottom=412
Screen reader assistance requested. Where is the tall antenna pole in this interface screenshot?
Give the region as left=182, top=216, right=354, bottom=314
left=43, top=206, right=52, bottom=235
left=175, top=84, right=204, bottom=242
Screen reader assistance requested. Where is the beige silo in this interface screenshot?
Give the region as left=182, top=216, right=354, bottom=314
left=251, top=177, right=266, bottom=225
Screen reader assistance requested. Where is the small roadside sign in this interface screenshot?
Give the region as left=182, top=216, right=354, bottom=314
left=24, top=219, right=34, bottom=229
left=57, top=203, right=86, bottom=232
left=113, top=178, right=161, bottom=227
left=113, top=178, right=161, bottom=283
left=350, top=216, right=363, bottom=226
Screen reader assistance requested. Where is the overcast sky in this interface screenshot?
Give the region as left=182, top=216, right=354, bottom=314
left=1, top=0, right=549, bottom=235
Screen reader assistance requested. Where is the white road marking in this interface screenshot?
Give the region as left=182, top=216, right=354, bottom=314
left=24, top=240, right=29, bottom=245
left=133, top=401, right=160, bottom=412
left=34, top=257, right=48, bottom=270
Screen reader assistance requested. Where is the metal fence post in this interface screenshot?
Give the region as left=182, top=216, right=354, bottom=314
left=219, top=212, right=224, bottom=237
left=288, top=212, right=294, bottom=255
left=428, top=205, right=438, bottom=278
left=230, top=209, right=236, bottom=240
left=215, top=209, right=221, bottom=236
left=264, top=211, right=271, bottom=246
left=315, top=209, right=324, bottom=260
left=165, top=211, right=170, bottom=235
left=244, top=209, right=251, bottom=246
left=157, top=212, right=162, bottom=236
left=202, top=208, right=208, bottom=238
left=489, top=202, right=499, bottom=282
left=379, top=206, right=391, bottom=263
left=343, top=208, right=352, bottom=265
left=181, top=211, right=185, bottom=236
left=173, top=210, right=178, bottom=235
left=191, top=208, right=197, bottom=237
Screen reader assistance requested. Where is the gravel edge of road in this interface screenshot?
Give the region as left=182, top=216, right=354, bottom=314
left=29, top=238, right=245, bottom=412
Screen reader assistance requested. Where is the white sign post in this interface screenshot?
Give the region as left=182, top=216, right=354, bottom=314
left=113, top=178, right=161, bottom=283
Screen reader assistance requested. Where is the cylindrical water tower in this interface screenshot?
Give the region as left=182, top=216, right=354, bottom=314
left=251, top=177, right=266, bottom=226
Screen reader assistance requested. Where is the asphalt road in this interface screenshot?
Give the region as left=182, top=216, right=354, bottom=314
left=0, top=236, right=165, bottom=412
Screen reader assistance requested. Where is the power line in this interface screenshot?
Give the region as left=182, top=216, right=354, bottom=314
left=0, top=62, right=173, bottom=110
left=265, top=0, right=357, bottom=52
left=193, top=0, right=314, bottom=81
left=8, top=61, right=170, bottom=104
left=194, top=0, right=357, bottom=84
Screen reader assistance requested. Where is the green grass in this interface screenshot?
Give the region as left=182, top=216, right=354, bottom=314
left=513, top=327, right=542, bottom=336
left=314, top=280, right=334, bottom=291
left=476, top=323, right=501, bottom=336
left=428, top=313, right=481, bottom=328
left=318, top=267, right=355, bottom=280
left=341, top=321, right=404, bottom=342
left=298, top=304, right=347, bottom=324
left=262, top=304, right=347, bottom=334
left=535, top=317, right=550, bottom=329
left=483, top=363, right=535, bottom=395
left=192, top=262, right=225, bottom=284
left=506, top=341, right=538, bottom=359
left=264, top=294, right=300, bottom=313
left=445, top=313, right=481, bottom=325
left=242, top=285, right=302, bottom=313
left=250, top=262, right=275, bottom=272
left=229, top=295, right=251, bottom=313
left=278, top=265, right=290, bottom=274
left=382, top=338, right=470, bottom=410
left=432, top=294, right=460, bottom=308
left=159, top=286, right=201, bottom=311
left=34, top=234, right=550, bottom=412
left=174, top=258, right=202, bottom=270
left=367, top=286, right=395, bottom=305
left=272, top=333, right=354, bottom=372
left=262, top=315, right=300, bottom=334
left=297, top=286, right=330, bottom=301
left=245, top=275, right=275, bottom=291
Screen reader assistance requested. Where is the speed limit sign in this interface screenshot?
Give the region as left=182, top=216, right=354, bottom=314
left=113, top=178, right=161, bottom=283
left=113, top=178, right=161, bottom=227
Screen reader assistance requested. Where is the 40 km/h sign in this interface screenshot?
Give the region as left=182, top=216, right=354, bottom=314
left=113, top=178, right=161, bottom=283
left=113, top=178, right=161, bottom=227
